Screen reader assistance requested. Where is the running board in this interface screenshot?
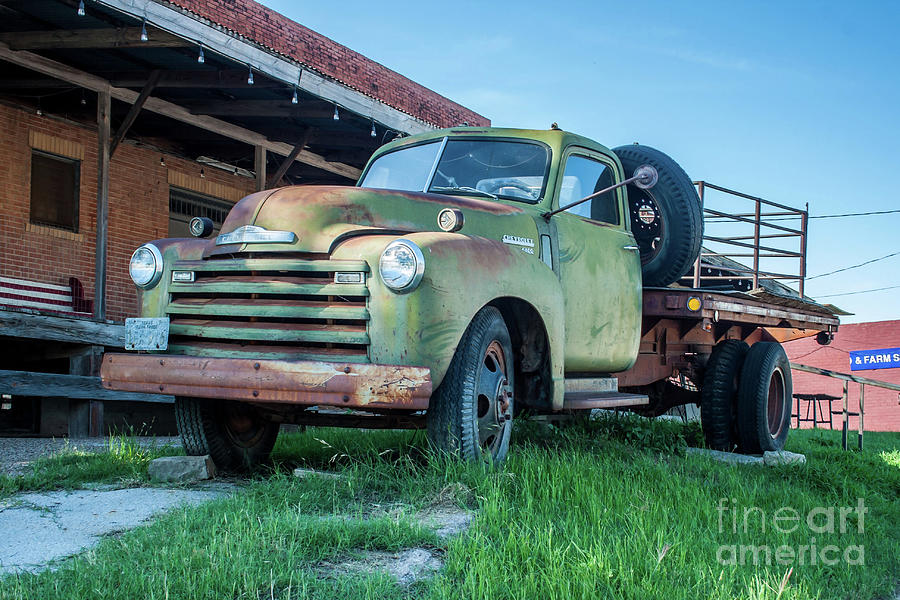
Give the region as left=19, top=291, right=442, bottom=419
left=562, top=391, right=650, bottom=410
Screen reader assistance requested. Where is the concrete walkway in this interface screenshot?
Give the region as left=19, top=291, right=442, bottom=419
left=0, top=487, right=227, bottom=574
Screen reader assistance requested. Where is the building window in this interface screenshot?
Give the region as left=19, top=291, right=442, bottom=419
left=169, top=187, right=233, bottom=237
left=30, top=150, right=80, bottom=232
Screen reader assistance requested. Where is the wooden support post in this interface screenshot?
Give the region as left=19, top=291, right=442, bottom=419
left=94, top=89, right=111, bottom=321
left=268, top=128, right=312, bottom=187
left=109, top=70, right=161, bottom=157
left=255, top=145, right=266, bottom=192
left=858, top=384, right=864, bottom=451
left=68, top=347, right=104, bottom=437
left=841, top=380, right=849, bottom=451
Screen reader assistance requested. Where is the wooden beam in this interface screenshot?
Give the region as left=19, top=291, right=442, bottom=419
left=268, top=128, right=312, bottom=187
left=0, top=370, right=174, bottom=403
left=0, top=310, right=125, bottom=346
left=109, top=70, right=161, bottom=157
left=187, top=100, right=335, bottom=119
left=254, top=145, right=266, bottom=192
left=109, top=70, right=283, bottom=89
left=0, top=43, right=361, bottom=180
left=0, top=27, right=188, bottom=50
left=94, top=89, right=111, bottom=320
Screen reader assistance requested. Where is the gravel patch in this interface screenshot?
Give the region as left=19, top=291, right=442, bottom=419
left=0, top=437, right=181, bottom=476
left=0, top=486, right=230, bottom=574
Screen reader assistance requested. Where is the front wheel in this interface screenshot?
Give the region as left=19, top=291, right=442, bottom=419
left=175, top=397, right=280, bottom=471
left=736, top=342, right=792, bottom=453
left=426, top=306, right=514, bottom=464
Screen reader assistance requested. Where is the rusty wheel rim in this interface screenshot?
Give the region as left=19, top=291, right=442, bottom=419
left=766, top=368, right=786, bottom=438
left=222, top=402, right=268, bottom=448
left=475, top=340, right=511, bottom=458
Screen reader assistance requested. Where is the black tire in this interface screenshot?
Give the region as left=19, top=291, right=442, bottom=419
left=174, top=397, right=280, bottom=471
left=612, top=144, right=703, bottom=287
left=736, top=342, right=792, bottom=453
left=700, top=340, right=749, bottom=451
left=426, top=306, right=514, bottom=464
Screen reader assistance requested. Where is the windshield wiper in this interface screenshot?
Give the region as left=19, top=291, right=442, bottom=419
left=430, top=186, right=498, bottom=200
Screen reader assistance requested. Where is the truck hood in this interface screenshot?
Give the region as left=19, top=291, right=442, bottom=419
left=208, top=185, right=529, bottom=255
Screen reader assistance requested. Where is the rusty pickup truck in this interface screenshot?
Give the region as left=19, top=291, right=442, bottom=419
left=101, top=126, right=839, bottom=468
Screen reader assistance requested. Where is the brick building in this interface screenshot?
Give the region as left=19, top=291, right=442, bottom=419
left=0, top=0, right=487, bottom=435
left=785, top=321, right=900, bottom=432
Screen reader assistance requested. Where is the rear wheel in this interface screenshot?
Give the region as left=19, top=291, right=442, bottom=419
left=426, top=306, right=514, bottom=464
left=175, top=397, right=280, bottom=471
left=700, top=340, right=749, bottom=451
left=736, top=342, right=792, bottom=453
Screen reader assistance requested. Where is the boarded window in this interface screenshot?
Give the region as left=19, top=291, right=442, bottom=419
left=30, top=151, right=80, bottom=231
left=169, top=187, right=233, bottom=238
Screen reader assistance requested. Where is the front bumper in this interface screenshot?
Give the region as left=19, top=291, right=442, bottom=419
left=100, top=354, right=432, bottom=410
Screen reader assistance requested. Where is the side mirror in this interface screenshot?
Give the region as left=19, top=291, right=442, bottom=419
left=633, top=165, right=658, bottom=190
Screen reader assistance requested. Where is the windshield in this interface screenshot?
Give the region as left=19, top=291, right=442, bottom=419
left=359, top=138, right=549, bottom=203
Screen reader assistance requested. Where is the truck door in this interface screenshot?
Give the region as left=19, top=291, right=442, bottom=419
left=554, top=148, right=642, bottom=373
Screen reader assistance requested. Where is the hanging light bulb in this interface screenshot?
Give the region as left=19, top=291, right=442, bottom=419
left=370, top=120, right=376, bottom=137
left=197, top=46, right=205, bottom=64
left=291, top=86, right=298, bottom=104
left=77, top=0, right=86, bottom=16
left=80, top=90, right=86, bottom=106
left=140, top=19, right=148, bottom=42
left=333, top=105, right=339, bottom=121
left=247, top=65, right=254, bottom=85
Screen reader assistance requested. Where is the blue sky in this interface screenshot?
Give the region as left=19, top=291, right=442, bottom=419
left=261, top=0, right=900, bottom=324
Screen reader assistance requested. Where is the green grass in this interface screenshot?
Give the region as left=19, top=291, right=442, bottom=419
left=0, top=435, right=181, bottom=498
left=2, top=418, right=898, bottom=600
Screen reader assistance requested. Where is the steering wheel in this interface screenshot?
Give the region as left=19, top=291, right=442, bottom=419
left=481, top=179, right=535, bottom=198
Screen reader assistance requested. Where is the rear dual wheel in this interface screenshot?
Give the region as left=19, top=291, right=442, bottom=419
left=700, top=340, right=792, bottom=453
left=736, top=342, right=792, bottom=454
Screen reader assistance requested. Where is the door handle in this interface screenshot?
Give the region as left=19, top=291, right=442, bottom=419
left=622, top=245, right=639, bottom=251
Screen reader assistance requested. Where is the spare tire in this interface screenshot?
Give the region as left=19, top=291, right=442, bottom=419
left=612, top=144, right=703, bottom=287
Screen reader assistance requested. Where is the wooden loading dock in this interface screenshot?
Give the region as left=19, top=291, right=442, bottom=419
left=0, top=0, right=487, bottom=435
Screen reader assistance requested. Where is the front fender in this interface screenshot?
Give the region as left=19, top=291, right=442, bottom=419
left=332, top=232, right=565, bottom=408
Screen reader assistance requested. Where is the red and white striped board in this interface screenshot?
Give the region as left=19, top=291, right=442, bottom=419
left=0, top=276, right=91, bottom=316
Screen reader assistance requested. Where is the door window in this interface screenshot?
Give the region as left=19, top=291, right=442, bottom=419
left=560, top=154, right=619, bottom=225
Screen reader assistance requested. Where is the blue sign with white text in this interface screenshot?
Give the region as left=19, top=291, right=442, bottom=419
left=850, top=347, right=900, bottom=371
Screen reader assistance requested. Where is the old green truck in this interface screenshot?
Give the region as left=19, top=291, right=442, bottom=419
left=101, top=126, right=839, bottom=469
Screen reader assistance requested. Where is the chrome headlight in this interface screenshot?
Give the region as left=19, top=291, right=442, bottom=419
left=129, top=244, right=163, bottom=289
left=379, top=239, right=425, bottom=293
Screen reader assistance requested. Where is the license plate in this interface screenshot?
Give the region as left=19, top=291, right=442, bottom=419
left=125, top=317, right=170, bottom=351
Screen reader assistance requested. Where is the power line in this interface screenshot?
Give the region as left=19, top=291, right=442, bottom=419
left=706, top=208, right=900, bottom=223
left=817, top=284, right=900, bottom=298
left=810, top=209, right=900, bottom=219
left=807, top=251, right=900, bottom=280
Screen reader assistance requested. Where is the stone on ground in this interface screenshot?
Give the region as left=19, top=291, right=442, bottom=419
left=687, top=447, right=807, bottom=466
left=148, top=455, right=216, bottom=483
left=763, top=450, right=807, bottom=466
left=292, top=467, right=344, bottom=480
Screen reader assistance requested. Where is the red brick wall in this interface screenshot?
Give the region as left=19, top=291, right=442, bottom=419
left=785, top=321, right=900, bottom=432
left=0, top=102, right=254, bottom=322
left=162, top=0, right=490, bottom=129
